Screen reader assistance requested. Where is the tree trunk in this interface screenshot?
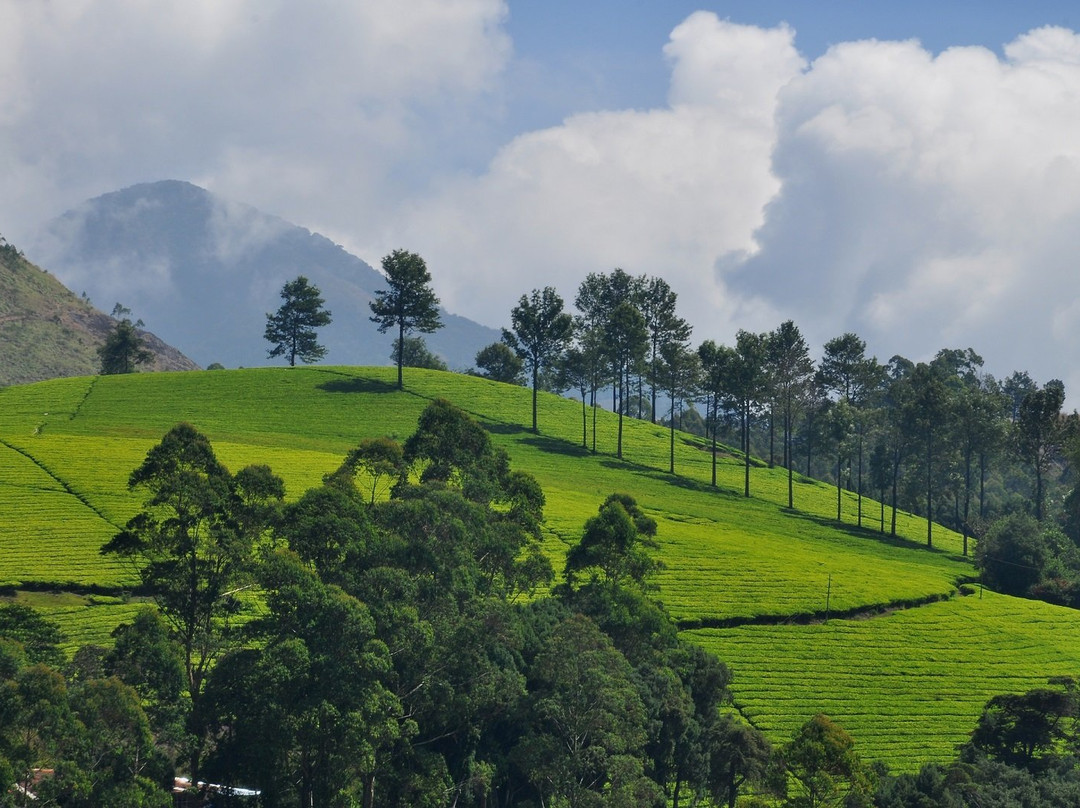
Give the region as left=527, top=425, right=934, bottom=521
left=531, top=365, right=539, bottom=433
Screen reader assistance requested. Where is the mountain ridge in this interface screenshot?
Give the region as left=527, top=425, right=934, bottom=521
left=29, top=180, right=500, bottom=370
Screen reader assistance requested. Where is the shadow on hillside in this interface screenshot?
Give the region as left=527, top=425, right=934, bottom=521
left=596, top=458, right=743, bottom=500
left=318, top=377, right=397, bottom=395
left=485, top=422, right=527, bottom=436
left=521, top=434, right=592, bottom=458
left=800, top=511, right=965, bottom=558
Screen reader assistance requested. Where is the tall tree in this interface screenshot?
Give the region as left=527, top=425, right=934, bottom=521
left=369, top=249, right=443, bottom=389
left=767, top=321, right=815, bottom=509
left=698, top=340, right=737, bottom=488
left=819, top=334, right=884, bottom=526
left=605, top=302, right=648, bottom=460
left=503, top=287, right=575, bottom=433
left=98, top=303, right=153, bottom=375
left=639, top=276, right=692, bottom=424
left=263, top=275, right=332, bottom=366
left=904, top=362, right=951, bottom=547
left=658, top=339, right=699, bottom=475
left=1015, top=379, right=1067, bottom=522
left=101, top=423, right=284, bottom=779
left=733, top=330, right=768, bottom=498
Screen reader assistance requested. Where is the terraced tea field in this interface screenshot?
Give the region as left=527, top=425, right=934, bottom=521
left=1, top=366, right=1077, bottom=771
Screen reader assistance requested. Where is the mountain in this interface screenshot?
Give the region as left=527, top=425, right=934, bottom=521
left=29, top=181, right=500, bottom=370
left=0, top=240, right=197, bottom=386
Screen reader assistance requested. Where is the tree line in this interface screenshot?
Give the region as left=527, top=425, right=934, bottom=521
left=103, top=247, right=1080, bottom=609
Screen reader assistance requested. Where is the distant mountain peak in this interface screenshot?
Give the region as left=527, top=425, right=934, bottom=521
left=29, top=181, right=498, bottom=370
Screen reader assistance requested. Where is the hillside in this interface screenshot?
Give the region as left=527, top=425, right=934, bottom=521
left=0, top=243, right=198, bottom=385
left=1, top=367, right=1078, bottom=772
left=28, top=180, right=501, bottom=369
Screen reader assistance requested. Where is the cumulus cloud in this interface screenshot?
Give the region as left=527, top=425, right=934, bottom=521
left=0, top=0, right=510, bottom=242
left=390, top=13, right=804, bottom=339
left=735, top=26, right=1080, bottom=395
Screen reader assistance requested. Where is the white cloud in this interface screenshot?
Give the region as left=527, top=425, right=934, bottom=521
left=735, top=27, right=1080, bottom=395
left=0, top=0, right=510, bottom=243
left=390, top=14, right=804, bottom=340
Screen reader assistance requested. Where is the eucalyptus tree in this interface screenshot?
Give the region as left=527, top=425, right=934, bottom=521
left=933, top=350, right=1008, bottom=553
left=881, top=356, right=915, bottom=537
left=503, top=287, right=575, bottom=433
left=903, top=362, right=951, bottom=547
left=102, top=423, right=285, bottom=780
left=819, top=333, right=885, bottom=526
left=575, top=268, right=642, bottom=413
left=1015, top=379, right=1067, bottom=522
left=369, top=249, right=442, bottom=389
left=263, top=275, right=332, bottom=366
left=639, top=275, right=692, bottom=424
left=658, top=339, right=700, bottom=475
left=698, top=340, right=738, bottom=488
left=605, top=302, right=649, bottom=460
left=732, top=330, right=768, bottom=498
left=766, top=321, right=815, bottom=509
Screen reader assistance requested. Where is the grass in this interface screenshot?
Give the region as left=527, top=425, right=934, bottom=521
left=0, top=366, right=1073, bottom=772
left=686, top=588, right=1080, bottom=767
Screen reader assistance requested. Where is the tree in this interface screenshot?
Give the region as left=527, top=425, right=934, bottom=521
left=564, top=493, right=660, bottom=589
left=657, top=339, right=699, bottom=475
left=639, top=276, right=692, bottom=424
left=903, top=362, right=950, bottom=547
left=1015, top=379, right=1066, bottom=522
left=698, top=340, right=737, bottom=488
left=263, top=275, right=332, bottom=366
left=605, top=302, right=649, bottom=460
left=514, top=614, right=661, bottom=808
left=767, top=321, right=815, bottom=509
left=392, top=335, right=447, bottom=371
left=369, top=249, right=443, bottom=389
left=474, top=341, right=525, bottom=385
left=783, top=714, right=871, bottom=808
left=98, top=304, right=152, bottom=375
left=339, top=436, right=405, bottom=505
left=733, top=330, right=768, bottom=498
left=503, top=287, right=575, bottom=433
left=100, top=423, right=284, bottom=779
left=975, top=512, right=1048, bottom=597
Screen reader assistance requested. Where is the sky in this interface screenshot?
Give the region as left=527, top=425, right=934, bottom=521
left=5, top=1, right=1080, bottom=399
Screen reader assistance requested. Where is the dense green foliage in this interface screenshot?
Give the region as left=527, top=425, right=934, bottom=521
left=263, top=275, right=332, bottom=366
left=369, top=249, right=443, bottom=388
left=2, top=367, right=1079, bottom=778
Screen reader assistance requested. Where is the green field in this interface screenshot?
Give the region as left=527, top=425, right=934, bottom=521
left=1, top=366, right=1077, bottom=771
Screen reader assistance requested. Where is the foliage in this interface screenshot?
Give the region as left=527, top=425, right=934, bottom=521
left=975, top=513, right=1048, bottom=597
left=98, top=305, right=153, bottom=375
left=369, top=249, right=443, bottom=388
left=503, top=286, right=574, bottom=433
left=564, top=493, right=661, bottom=588
left=474, top=341, right=525, bottom=385
left=392, top=335, right=448, bottom=371
left=263, top=275, right=332, bottom=366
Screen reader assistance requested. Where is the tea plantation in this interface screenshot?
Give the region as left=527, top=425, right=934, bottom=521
left=1, top=366, right=1078, bottom=770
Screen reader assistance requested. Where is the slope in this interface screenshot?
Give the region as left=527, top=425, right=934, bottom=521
left=0, top=243, right=198, bottom=385
left=29, top=180, right=500, bottom=370
left=0, top=367, right=1077, bottom=771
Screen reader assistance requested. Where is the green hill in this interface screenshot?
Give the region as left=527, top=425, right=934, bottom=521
left=0, top=243, right=198, bottom=386
left=1, top=366, right=1078, bottom=771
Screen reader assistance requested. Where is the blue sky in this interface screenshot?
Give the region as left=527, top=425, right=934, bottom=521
left=6, top=1, right=1080, bottom=401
